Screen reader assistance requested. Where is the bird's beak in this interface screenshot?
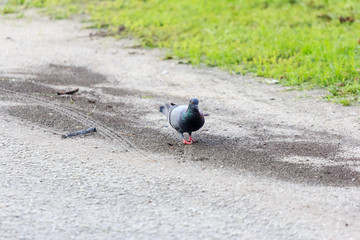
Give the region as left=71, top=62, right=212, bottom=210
left=194, top=104, right=199, bottom=110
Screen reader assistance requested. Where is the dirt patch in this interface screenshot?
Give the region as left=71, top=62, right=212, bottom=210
left=1, top=65, right=359, bottom=186
left=19, top=64, right=109, bottom=86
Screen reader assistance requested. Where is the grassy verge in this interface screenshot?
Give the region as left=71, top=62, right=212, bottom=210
left=4, top=0, right=360, bottom=105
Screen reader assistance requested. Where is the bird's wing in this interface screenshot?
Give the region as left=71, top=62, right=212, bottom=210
left=168, top=105, right=187, bottom=131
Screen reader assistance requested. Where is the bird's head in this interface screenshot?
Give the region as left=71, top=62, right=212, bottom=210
left=189, top=98, right=199, bottom=110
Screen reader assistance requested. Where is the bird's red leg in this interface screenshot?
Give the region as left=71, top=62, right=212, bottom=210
left=180, top=133, right=192, bottom=144
left=189, top=135, right=196, bottom=143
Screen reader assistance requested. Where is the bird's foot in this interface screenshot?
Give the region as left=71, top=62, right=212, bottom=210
left=182, top=139, right=193, bottom=145
left=182, top=136, right=197, bottom=144
left=189, top=136, right=197, bottom=143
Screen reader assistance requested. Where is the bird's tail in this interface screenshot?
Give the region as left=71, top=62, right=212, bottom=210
left=159, top=103, right=173, bottom=115
left=159, top=105, right=166, bottom=114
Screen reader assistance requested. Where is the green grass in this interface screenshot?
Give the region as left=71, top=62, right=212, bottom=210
left=4, top=0, right=360, bottom=105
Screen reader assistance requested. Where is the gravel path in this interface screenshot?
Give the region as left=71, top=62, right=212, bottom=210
left=0, top=11, right=360, bottom=239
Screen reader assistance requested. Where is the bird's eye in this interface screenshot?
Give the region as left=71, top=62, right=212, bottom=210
left=190, top=101, right=193, bottom=104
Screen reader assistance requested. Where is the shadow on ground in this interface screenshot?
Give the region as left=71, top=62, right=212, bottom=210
left=1, top=64, right=359, bottom=186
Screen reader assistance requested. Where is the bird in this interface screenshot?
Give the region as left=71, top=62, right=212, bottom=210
left=160, top=98, right=205, bottom=144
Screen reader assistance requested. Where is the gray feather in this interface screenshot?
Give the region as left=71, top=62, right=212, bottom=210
left=168, top=105, right=187, bottom=131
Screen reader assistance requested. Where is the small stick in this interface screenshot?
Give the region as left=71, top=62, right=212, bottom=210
left=118, top=132, right=136, bottom=137
left=62, top=127, right=97, bottom=139
left=87, top=105, right=97, bottom=117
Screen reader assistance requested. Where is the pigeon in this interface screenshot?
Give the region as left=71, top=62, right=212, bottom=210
left=160, top=98, right=205, bottom=144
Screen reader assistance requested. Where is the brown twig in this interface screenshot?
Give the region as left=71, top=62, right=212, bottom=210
left=118, top=132, right=136, bottom=137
